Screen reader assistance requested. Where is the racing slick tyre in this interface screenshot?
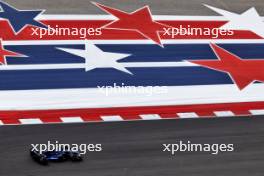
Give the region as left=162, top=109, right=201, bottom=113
left=39, top=157, right=48, bottom=165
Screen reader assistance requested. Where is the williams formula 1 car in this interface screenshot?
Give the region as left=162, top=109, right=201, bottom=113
left=30, top=148, right=83, bottom=165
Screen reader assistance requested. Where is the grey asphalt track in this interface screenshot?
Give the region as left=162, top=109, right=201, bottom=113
left=0, top=117, right=264, bottom=176
left=0, top=0, right=264, bottom=176
left=3, top=0, right=264, bottom=15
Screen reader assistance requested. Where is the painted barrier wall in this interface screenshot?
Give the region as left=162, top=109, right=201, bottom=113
left=0, top=2, right=263, bottom=124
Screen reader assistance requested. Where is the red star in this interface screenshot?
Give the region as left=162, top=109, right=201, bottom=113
left=0, top=40, right=24, bottom=65
left=190, top=43, right=264, bottom=90
left=92, top=2, right=171, bottom=47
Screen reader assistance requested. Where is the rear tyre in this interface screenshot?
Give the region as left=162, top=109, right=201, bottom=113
left=71, top=156, right=83, bottom=162
left=39, top=157, right=48, bottom=165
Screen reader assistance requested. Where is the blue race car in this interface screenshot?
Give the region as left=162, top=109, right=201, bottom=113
left=30, top=149, right=83, bottom=165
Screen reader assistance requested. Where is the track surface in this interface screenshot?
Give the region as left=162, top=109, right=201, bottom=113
left=0, top=117, right=264, bottom=176
left=4, top=0, right=264, bottom=15
left=1, top=0, right=264, bottom=175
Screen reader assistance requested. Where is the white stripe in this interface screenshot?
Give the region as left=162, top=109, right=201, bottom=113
left=140, top=114, right=162, bottom=120
left=19, top=118, right=43, bottom=124
left=37, top=15, right=117, bottom=20
left=101, top=115, right=123, bottom=121
left=0, top=120, right=3, bottom=125
left=214, top=111, right=235, bottom=117
left=0, top=62, right=197, bottom=71
left=177, top=112, right=199, bottom=118
left=3, top=39, right=264, bottom=46
left=249, top=109, right=264, bottom=115
left=36, top=15, right=227, bottom=21
left=0, top=84, right=264, bottom=110
left=61, top=117, right=83, bottom=123
left=34, top=14, right=264, bottom=21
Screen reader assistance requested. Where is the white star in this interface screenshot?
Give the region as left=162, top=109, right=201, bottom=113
left=204, top=4, right=264, bottom=38
left=56, top=41, right=132, bottom=74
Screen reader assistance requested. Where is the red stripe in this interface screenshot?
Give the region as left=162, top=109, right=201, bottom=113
left=159, top=113, right=179, bottom=119
left=196, top=111, right=215, bottom=118
left=232, top=110, right=251, bottom=116
left=0, top=20, right=261, bottom=40
left=39, top=116, right=62, bottom=123
left=121, top=114, right=141, bottom=120
left=80, top=115, right=102, bottom=122
left=2, top=119, right=20, bottom=124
